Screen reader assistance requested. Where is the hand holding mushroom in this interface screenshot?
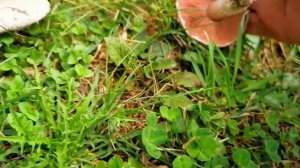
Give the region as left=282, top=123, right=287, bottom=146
left=177, top=0, right=300, bottom=46
left=246, top=0, right=300, bottom=44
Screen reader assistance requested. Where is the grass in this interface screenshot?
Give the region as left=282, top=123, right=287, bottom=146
left=0, top=0, right=299, bottom=167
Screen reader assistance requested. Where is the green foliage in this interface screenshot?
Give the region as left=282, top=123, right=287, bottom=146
left=105, top=37, right=137, bottom=68
left=232, top=149, right=257, bottom=168
left=186, top=136, right=224, bottom=162
left=185, top=122, right=225, bottom=162
left=142, top=113, right=168, bottom=159
left=172, top=71, right=201, bottom=88
left=265, top=139, right=281, bottom=163
left=160, top=106, right=185, bottom=133
left=18, top=102, right=39, bottom=122
left=173, top=155, right=196, bottom=168
left=162, top=93, right=194, bottom=109
left=108, top=156, right=124, bottom=168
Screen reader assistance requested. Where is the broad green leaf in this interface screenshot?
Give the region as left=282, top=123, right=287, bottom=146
left=247, top=161, right=258, bottom=168
left=26, top=23, right=44, bottom=36
left=105, top=37, right=136, bottom=67
left=146, top=143, right=161, bottom=159
left=164, top=94, right=193, bottom=109
left=227, top=119, right=240, bottom=136
left=232, top=149, right=251, bottom=167
left=50, top=69, right=66, bottom=84
left=142, top=113, right=167, bottom=159
left=160, top=106, right=170, bottom=120
left=186, top=141, right=199, bottom=158
left=211, top=112, right=225, bottom=120
left=264, top=91, right=288, bottom=106
left=243, top=124, right=256, bottom=140
left=265, top=139, right=281, bottom=163
left=160, top=106, right=181, bottom=123
left=0, top=58, right=17, bottom=71
left=6, top=113, right=45, bottom=146
left=235, top=91, right=250, bottom=104
left=143, top=65, right=152, bottom=78
left=10, top=75, right=24, bottom=91
left=194, top=128, right=213, bottom=139
left=242, top=77, right=276, bottom=92
left=67, top=54, right=80, bottom=65
left=26, top=57, right=36, bottom=65
left=82, top=54, right=94, bottom=64
left=0, top=34, right=14, bottom=45
left=140, top=42, right=170, bottom=60
left=211, top=119, right=226, bottom=129
left=289, top=128, right=299, bottom=157
left=105, top=37, right=127, bottom=66
left=205, top=155, right=230, bottom=168
left=173, top=71, right=200, bottom=88
left=7, top=113, right=31, bottom=136
left=142, top=113, right=168, bottom=146
left=188, top=120, right=212, bottom=138
left=146, top=113, right=157, bottom=127
left=196, top=151, right=211, bottom=161
left=252, top=123, right=266, bottom=138
left=199, top=110, right=211, bottom=123
left=187, top=119, right=200, bottom=138
left=199, top=137, right=223, bottom=161
left=152, top=58, right=177, bottom=70
left=187, top=136, right=224, bottom=161
left=70, top=23, right=87, bottom=35
left=96, top=161, right=107, bottom=168
left=292, top=144, right=299, bottom=158
left=108, top=156, right=123, bottom=168
left=130, top=15, right=147, bottom=33
left=171, top=111, right=186, bottom=133
left=124, top=158, right=142, bottom=168
left=265, top=112, right=279, bottom=132
left=282, top=73, right=300, bottom=90
left=142, top=125, right=167, bottom=146
left=74, top=64, right=93, bottom=78
left=88, top=19, right=108, bottom=35
left=181, top=52, right=203, bottom=65
left=173, top=155, right=196, bottom=168
left=18, top=102, right=39, bottom=121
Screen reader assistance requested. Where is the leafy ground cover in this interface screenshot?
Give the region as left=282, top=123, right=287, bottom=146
left=0, top=0, right=299, bottom=167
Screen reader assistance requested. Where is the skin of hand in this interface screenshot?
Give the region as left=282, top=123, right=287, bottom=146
left=246, top=0, right=300, bottom=44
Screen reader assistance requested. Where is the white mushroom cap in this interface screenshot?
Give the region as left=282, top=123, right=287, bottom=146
left=0, top=0, right=50, bottom=33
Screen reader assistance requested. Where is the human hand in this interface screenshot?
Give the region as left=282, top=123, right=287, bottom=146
left=246, top=0, right=300, bottom=44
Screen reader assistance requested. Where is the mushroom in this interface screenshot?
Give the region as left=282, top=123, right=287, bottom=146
left=176, top=0, right=254, bottom=47
left=0, top=0, right=50, bottom=33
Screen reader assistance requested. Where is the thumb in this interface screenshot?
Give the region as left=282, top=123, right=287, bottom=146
left=246, top=11, right=272, bottom=38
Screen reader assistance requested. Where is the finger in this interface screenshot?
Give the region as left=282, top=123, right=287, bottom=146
left=245, top=11, right=271, bottom=37
left=248, top=0, right=259, bottom=12
left=249, top=0, right=276, bottom=11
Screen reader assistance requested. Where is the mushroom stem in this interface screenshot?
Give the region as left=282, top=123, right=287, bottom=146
left=207, top=0, right=254, bottom=21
